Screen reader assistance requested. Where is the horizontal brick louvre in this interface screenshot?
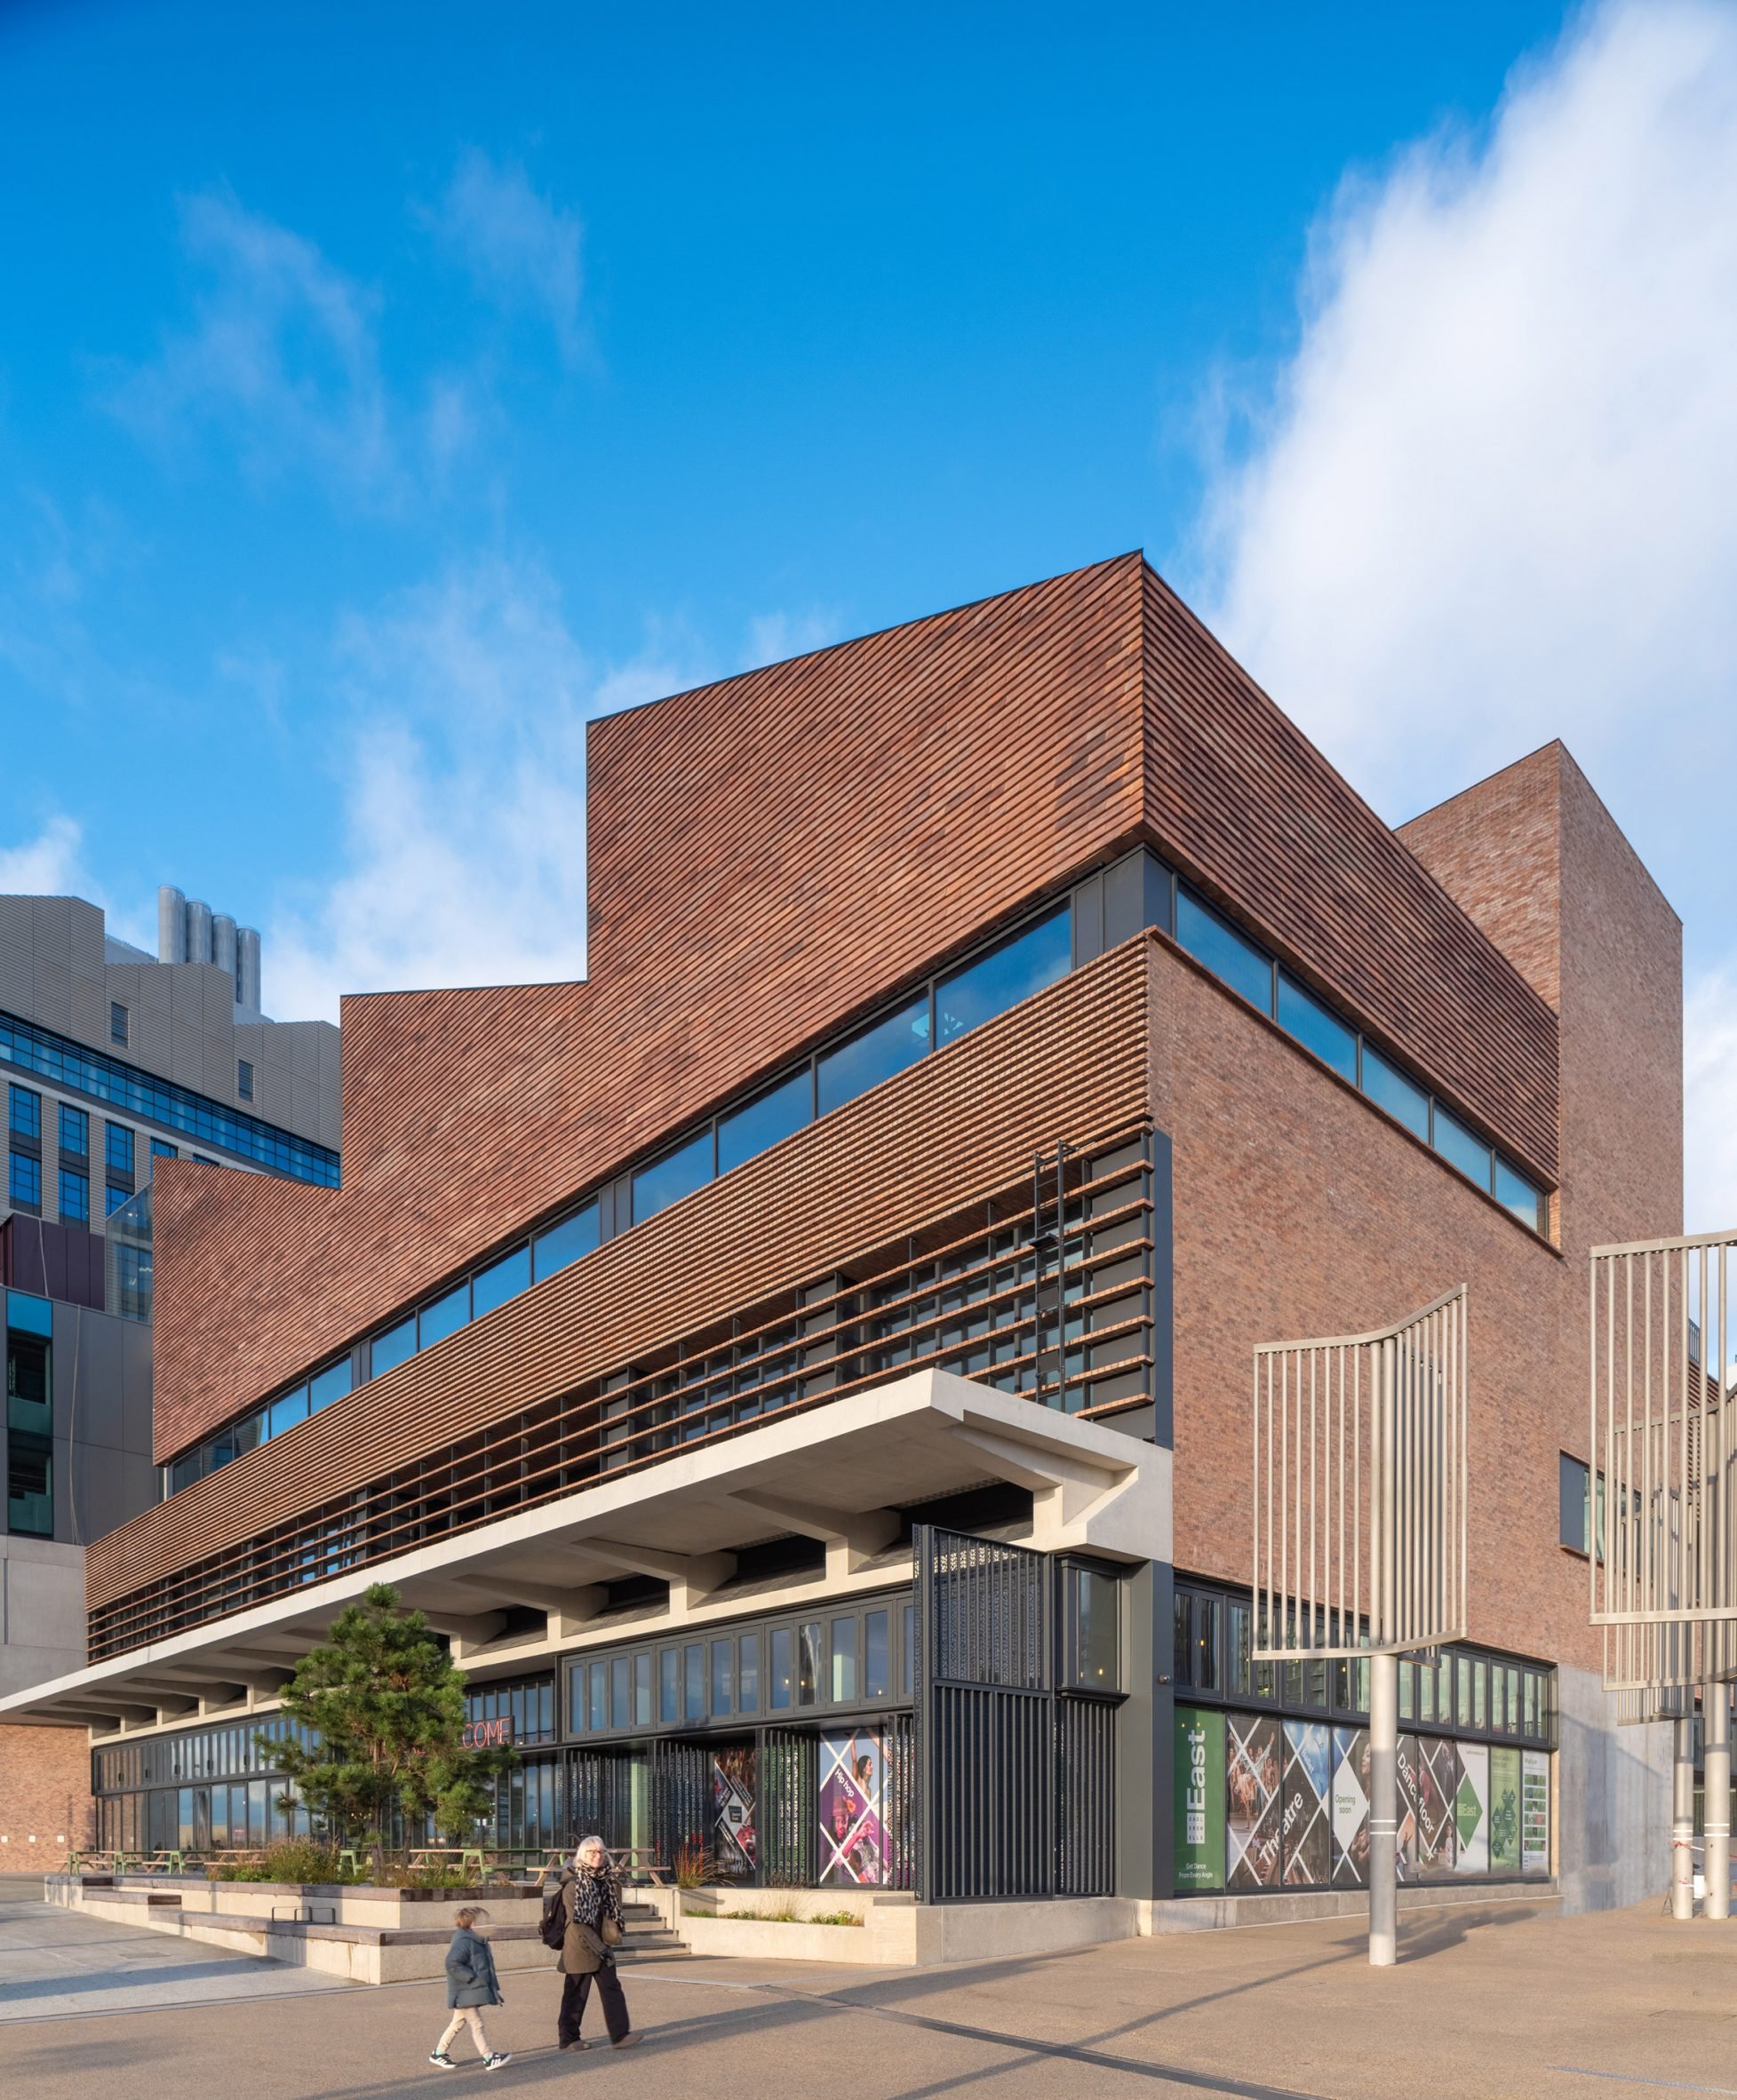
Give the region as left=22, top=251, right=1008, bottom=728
left=149, top=552, right=1561, bottom=1465
left=1141, top=568, right=1558, bottom=1182
left=150, top=553, right=1151, bottom=1462
left=93, top=937, right=1155, bottom=1611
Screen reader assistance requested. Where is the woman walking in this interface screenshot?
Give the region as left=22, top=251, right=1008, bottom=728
left=430, top=1905, right=511, bottom=2070
left=554, top=1836, right=638, bottom=2052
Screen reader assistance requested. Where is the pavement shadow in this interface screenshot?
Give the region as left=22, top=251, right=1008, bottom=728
left=0, top=1956, right=286, bottom=2006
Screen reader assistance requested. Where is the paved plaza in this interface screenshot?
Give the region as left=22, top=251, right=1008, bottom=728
left=5, top=1882, right=1737, bottom=2097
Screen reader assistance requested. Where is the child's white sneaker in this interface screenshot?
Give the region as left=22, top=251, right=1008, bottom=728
left=428, top=2051, right=458, bottom=2069
left=483, top=2053, right=513, bottom=2070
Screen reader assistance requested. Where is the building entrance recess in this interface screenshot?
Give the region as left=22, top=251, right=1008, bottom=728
left=1251, top=1287, right=1469, bottom=1966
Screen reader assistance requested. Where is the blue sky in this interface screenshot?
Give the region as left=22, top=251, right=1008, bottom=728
left=4, top=1, right=1737, bottom=1216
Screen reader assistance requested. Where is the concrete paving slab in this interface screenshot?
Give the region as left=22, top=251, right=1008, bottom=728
left=0, top=1885, right=356, bottom=2024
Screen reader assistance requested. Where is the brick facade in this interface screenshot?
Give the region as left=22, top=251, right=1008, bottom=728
left=0, top=1723, right=91, bottom=1869
left=150, top=554, right=1562, bottom=1466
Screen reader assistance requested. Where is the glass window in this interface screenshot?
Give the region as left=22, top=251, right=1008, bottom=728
left=738, top=1633, right=760, bottom=1713
left=1432, top=1106, right=1494, bottom=1190
left=9, top=1153, right=41, bottom=1208
left=1176, top=890, right=1273, bottom=1012
left=831, top=1617, right=857, bottom=1702
left=769, top=1627, right=793, bottom=1711
left=1420, top=1662, right=1437, bottom=1722
left=1360, top=1047, right=1430, bottom=1141
left=169, top=1452, right=201, bottom=1493
left=1073, top=1567, right=1119, bottom=1690
left=798, top=1622, right=821, bottom=1706
left=58, top=1103, right=88, bottom=1156
left=865, top=1611, right=889, bottom=1700
left=1276, top=974, right=1358, bottom=1082
left=104, top=1182, right=131, bottom=1217
left=533, top=1202, right=599, bottom=1280
left=1506, top=1666, right=1522, bottom=1735
left=1228, top=1600, right=1253, bottom=1698
left=634, top=1652, right=652, bottom=1727
left=418, top=1280, right=471, bottom=1350
left=307, top=1359, right=352, bottom=1413
left=1472, top=1658, right=1488, bottom=1730
left=935, top=909, right=1071, bottom=1047
left=1524, top=1672, right=1538, bottom=1738
left=109, top=1001, right=128, bottom=1046
left=1559, top=1453, right=1590, bottom=1554
left=57, top=1168, right=89, bottom=1223
left=611, top=1655, right=630, bottom=1729
left=8, top=1084, right=40, bottom=1138
left=1495, top=1158, right=1544, bottom=1232
left=150, top=1138, right=177, bottom=1161
left=633, top=1129, right=714, bottom=1226
left=237, top=1060, right=253, bottom=1102
left=901, top=1603, right=915, bottom=1697
left=105, top=1123, right=134, bottom=1177
left=267, top=1386, right=307, bottom=1438
left=7, top=1423, right=52, bottom=1537
left=712, top=1640, right=733, bottom=1715
left=817, top=998, right=930, bottom=1116
left=472, top=1245, right=530, bottom=1318
left=371, top=1316, right=417, bottom=1380
left=660, top=1649, right=679, bottom=1724
left=233, top=1410, right=263, bottom=1455
left=718, top=1069, right=811, bottom=1175
left=589, top=1661, right=607, bottom=1732
left=1174, top=1592, right=1193, bottom=1689
left=684, top=1643, right=705, bottom=1721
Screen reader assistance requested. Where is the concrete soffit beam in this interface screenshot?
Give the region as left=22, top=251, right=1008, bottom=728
left=456, top=1574, right=609, bottom=1640
left=562, top=1540, right=737, bottom=1610
left=720, top=1491, right=902, bottom=1578
left=947, top=1421, right=1132, bottom=1543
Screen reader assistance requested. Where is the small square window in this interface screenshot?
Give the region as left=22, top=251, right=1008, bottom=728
left=110, top=1002, right=128, bottom=1046
left=237, top=1060, right=253, bottom=1102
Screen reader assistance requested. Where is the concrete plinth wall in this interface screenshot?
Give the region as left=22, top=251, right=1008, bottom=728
left=0, top=1721, right=90, bottom=1867
left=1557, top=1662, right=1673, bottom=1913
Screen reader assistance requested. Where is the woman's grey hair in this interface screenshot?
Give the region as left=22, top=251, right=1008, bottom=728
left=576, top=1834, right=606, bottom=1857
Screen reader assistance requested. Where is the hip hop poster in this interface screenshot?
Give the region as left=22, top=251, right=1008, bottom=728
left=1280, top=1720, right=1332, bottom=1886
left=712, top=1748, right=756, bottom=1878
left=819, top=1730, right=886, bottom=1885
left=1227, top=1713, right=1283, bottom=1889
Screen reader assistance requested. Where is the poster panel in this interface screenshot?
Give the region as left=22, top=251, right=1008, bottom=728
left=1454, top=1743, right=1490, bottom=1874
left=1280, top=1721, right=1332, bottom=1886
left=1331, top=1727, right=1370, bottom=1888
left=1521, top=1751, right=1550, bottom=1873
left=712, top=1747, right=756, bottom=1879
left=1394, top=1734, right=1423, bottom=1881
left=1174, top=1707, right=1226, bottom=1891
left=1416, top=1738, right=1460, bottom=1880
left=1489, top=1747, right=1522, bottom=1872
left=818, top=1730, right=888, bottom=1886
left=1227, top=1713, right=1283, bottom=1889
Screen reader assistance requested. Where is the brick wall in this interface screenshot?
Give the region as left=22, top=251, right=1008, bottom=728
left=0, top=1723, right=90, bottom=1869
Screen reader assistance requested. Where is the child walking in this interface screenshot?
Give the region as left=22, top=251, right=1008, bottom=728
left=430, top=1905, right=511, bottom=2071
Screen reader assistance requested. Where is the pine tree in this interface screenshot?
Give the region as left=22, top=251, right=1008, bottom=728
left=258, top=1582, right=510, bottom=1873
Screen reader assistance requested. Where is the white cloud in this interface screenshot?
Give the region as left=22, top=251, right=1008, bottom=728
left=1192, top=0, right=1737, bottom=1227
left=108, top=191, right=396, bottom=500
left=265, top=558, right=697, bottom=1022
left=0, top=815, right=91, bottom=895
left=433, top=151, right=586, bottom=365
left=745, top=609, right=843, bottom=669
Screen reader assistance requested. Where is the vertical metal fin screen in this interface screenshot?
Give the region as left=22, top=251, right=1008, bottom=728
left=651, top=1739, right=711, bottom=1872
left=1252, top=1286, right=1469, bottom=1659
left=913, top=1525, right=1115, bottom=1902
left=563, top=1749, right=635, bottom=1850
left=760, top=1728, right=817, bottom=1886
left=1591, top=1231, right=1737, bottom=1698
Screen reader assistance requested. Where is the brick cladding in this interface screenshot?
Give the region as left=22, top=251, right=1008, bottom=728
left=0, top=1723, right=91, bottom=1869
left=1171, top=745, right=1680, bottom=1676
left=150, top=552, right=1560, bottom=1466
left=94, top=939, right=1154, bottom=1607
left=1141, top=568, right=1558, bottom=1181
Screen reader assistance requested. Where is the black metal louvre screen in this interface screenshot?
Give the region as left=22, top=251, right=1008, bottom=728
left=1056, top=1697, right=1116, bottom=1895
left=760, top=1728, right=817, bottom=1886
left=651, top=1739, right=711, bottom=1873
left=564, top=1748, right=635, bottom=1850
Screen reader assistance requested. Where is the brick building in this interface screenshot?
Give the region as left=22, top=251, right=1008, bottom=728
left=0, top=554, right=1678, bottom=1929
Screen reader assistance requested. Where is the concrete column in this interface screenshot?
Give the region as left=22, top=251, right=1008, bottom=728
left=1673, top=1714, right=1697, bottom=1920
left=1704, top=1684, right=1730, bottom=1921
left=1369, top=1650, right=1398, bottom=1966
